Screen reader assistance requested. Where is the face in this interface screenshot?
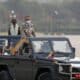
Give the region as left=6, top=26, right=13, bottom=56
left=11, top=19, right=17, bottom=25
left=26, top=20, right=31, bottom=24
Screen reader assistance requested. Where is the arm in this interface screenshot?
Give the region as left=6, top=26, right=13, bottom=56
left=32, top=30, right=36, bottom=37
left=31, top=26, right=36, bottom=37
left=10, top=37, right=29, bottom=55
left=46, top=51, right=54, bottom=59
left=8, top=26, right=11, bottom=35
left=18, top=27, right=21, bottom=35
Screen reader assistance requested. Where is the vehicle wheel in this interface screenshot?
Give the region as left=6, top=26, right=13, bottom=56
left=37, top=72, right=52, bottom=80
left=53, top=74, right=66, bottom=80
left=0, top=70, right=11, bottom=80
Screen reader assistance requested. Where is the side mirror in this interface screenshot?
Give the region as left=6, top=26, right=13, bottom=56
left=72, top=47, right=75, bottom=53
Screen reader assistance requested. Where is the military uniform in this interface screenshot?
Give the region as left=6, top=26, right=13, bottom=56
left=22, top=16, right=36, bottom=37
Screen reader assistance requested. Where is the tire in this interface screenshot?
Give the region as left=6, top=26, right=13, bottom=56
left=53, top=74, right=66, bottom=80
left=0, top=71, right=11, bottom=80
left=37, top=72, right=52, bottom=80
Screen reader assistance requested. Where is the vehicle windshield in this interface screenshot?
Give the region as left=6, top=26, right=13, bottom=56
left=32, top=41, right=52, bottom=53
left=32, top=40, right=72, bottom=53
left=52, top=40, right=72, bottom=53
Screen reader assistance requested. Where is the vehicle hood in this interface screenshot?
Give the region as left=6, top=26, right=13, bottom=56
left=70, top=57, right=80, bottom=68
left=54, top=57, right=80, bottom=68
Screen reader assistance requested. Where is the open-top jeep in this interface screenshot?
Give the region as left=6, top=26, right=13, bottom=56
left=0, top=36, right=79, bottom=80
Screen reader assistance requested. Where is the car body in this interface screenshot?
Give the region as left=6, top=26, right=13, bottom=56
left=0, top=36, right=79, bottom=80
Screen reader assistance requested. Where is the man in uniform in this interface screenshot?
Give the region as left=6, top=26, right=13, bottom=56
left=22, top=16, right=36, bottom=37
left=8, top=10, right=21, bottom=36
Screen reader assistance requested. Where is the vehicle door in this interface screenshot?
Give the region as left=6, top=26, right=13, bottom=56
left=0, top=38, right=16, bottom=79
left=14, top=44, right=33, bottom=80
left=0, top=56, right=17, bottom=79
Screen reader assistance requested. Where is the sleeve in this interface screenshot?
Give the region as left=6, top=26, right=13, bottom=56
left=18, top=27, right=21, bottom=35
left=32, top=27, right=36, bottom=37
left=32, top=31, right=36, bottom=37
left=22, top=23, right=26, bottom=31
left=8, top=26, right=11, bottom=35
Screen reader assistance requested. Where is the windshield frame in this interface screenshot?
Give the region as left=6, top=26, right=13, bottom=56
left=31, top=40, right=52, bottom=53
left=51, top=39, right=72, bottom=53
left=30, top=37, right=73, bottom=54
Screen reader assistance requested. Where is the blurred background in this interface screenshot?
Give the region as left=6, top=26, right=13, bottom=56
left=0, top=0, right=80, bottom=34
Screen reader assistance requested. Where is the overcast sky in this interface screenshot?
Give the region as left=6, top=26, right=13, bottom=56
left=26, top=0, right=75, bottom=4
left=0, top=0, right=78, bottom=4
left=0, top=0, right=8, bottom=3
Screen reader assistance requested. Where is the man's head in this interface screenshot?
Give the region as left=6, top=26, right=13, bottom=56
left=24, top=16, right=31, bottom=21
left=24, top=16, right=32, bottom=25
left=11, top=19, right=17, bottom=25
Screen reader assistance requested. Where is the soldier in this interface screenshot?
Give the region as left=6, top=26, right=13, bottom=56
left=8, top=10, right=21, bottom=36
left=22, top=16, right=36, bottom=37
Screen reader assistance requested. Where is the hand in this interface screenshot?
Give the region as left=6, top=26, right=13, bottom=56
left=47, top=51, right=54, bottom=59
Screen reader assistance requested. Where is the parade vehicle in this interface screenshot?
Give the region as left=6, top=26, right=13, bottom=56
left=0, top=36, right=79, bottom=80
